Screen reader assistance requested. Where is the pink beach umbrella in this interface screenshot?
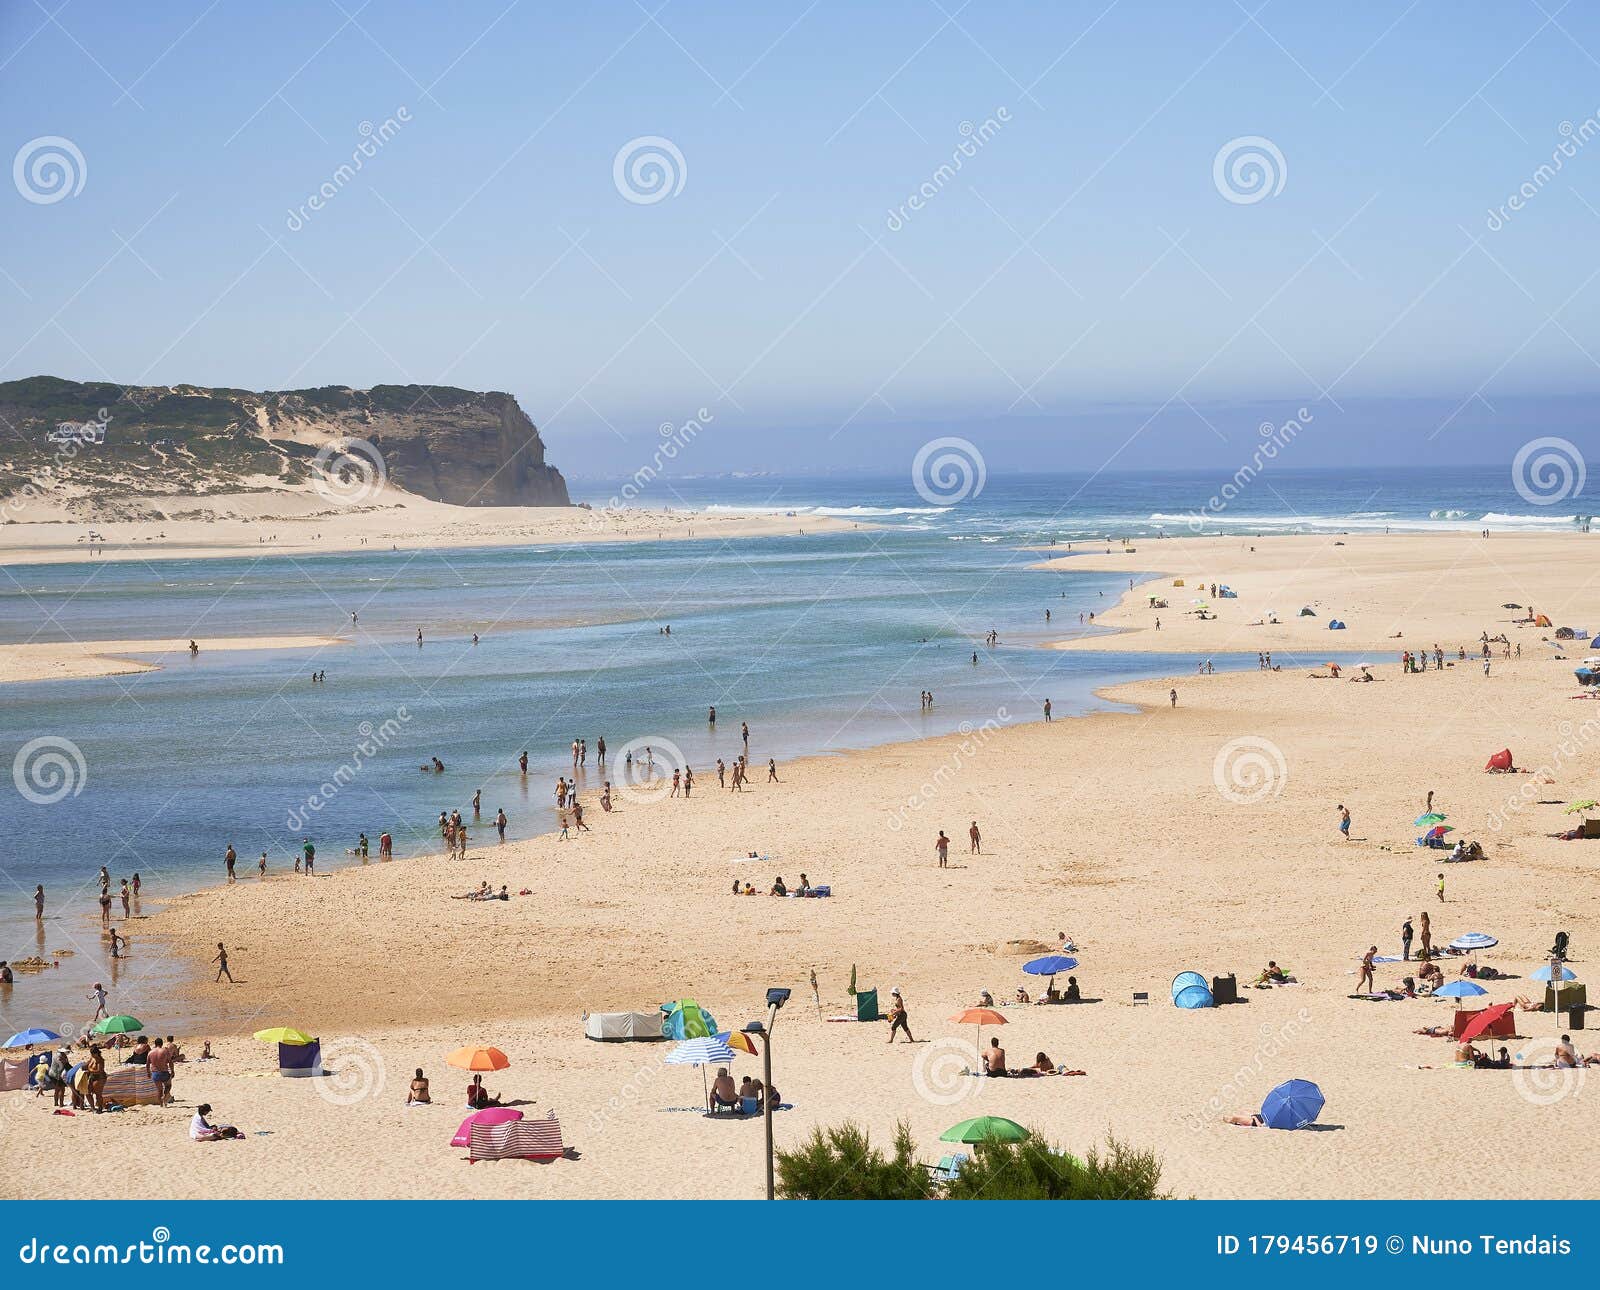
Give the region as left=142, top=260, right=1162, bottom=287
left=450, top=1106, right=523, bottom=1147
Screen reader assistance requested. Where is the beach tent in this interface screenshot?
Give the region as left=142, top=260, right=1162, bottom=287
left=278, top=1040, right=322, bottom=1076
left=584, top=1012, right=666, bottom=1042
left=1484, top=749, right=1514, bottom=772
left=1298, top=606, right=1317, bottom=617
left=1328, top=619, right=1346, bottom=630
left=1171, top=971, right=1214, bottom=1009
left=1536, top=614, right=1552, bottom=627
left=661, top=1000, right=718, bottom=1040
left=855, top=988, right=880, bottom=1021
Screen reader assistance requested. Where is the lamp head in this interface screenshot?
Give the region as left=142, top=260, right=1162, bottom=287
left=766, top=987, right=792, bottom=1009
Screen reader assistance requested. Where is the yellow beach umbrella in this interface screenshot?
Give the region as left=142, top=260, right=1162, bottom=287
left=253, top=1026, right=315, bottom=1045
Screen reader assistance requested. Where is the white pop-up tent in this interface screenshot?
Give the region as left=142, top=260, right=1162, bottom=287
left=584, top=1011, right=667, bottom=1042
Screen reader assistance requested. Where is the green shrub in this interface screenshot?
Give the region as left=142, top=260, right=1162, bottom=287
left=944, top=1133, right=1169, bottom=1200
left=775, top=1120, right=933, bottom=1200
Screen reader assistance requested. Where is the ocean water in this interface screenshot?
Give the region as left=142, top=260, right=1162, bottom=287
left=0, top=466, right=1585, bottom=1032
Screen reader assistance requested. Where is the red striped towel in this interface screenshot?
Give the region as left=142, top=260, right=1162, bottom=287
left=469, top=1112, right=564, bottom=1161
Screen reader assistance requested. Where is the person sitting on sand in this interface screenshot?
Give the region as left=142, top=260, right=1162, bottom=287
left=190, top=1103, right=241, bottom=1141
left=709, top=1068, right=739, bottom=1111
left=770, top=876, right=787, bottom=896
left=466, top=1074, right=501, bottom=1109
left=1029, top=1051, right=1056, bottom=1075
left=1556, top=1034, right=1581, bottom=1068
left=1224, top=1112, right=1266, bottom=1127
left=198, top=1041, right=214, bottom=1061
left=407, top=1068, right=430, bottom=1105
left=765, top=1081, right=781, bottom=1110
left=1476, top=1047, right=1511, bottom=1070
left=795, top=873, right=811, bottom=896
left=738, top=1075, right=757, bottom=1101
left=1256, top=961, right=1289, bottom=986
left=1015, top=986, right=1030, bottom=1005
left=977, top=989, right=995, bottom=1008
left=1418, top=961, right=1444, bottom=990
left=1063, top=975, right=1082, bottom=1002
left=1455, top=1040, right=1482, bottom=1065
left=983, top=1036, right=1007, bottom=1077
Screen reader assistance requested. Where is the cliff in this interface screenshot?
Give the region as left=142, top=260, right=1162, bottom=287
left=0, top=376, right=569, bottom=518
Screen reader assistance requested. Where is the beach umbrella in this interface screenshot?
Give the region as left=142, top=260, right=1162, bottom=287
left=940, top=1115, right=1029, bottom=1145
left=1449, top=933, right=1498, bottom=952
left=717, top=1029, right=760, bottom=1056
left=92, top=1015, right=142, bottom=1035
left=1434, top=980, right=1487, bottom=999
left=1022, top=955, right=1078, bottom=975
left=1564, top=801, right=1598, bottom=815
left=1503, top=603, right=1522, bottom=609
left=1530, top=964, right=1577, bottom=983
left=1260, top=1079, right=1324, bottom=1130
left=666, top=1035, right=739, bottom=1103
left=1459, top=1002, right=1515, bottom=1044
left=3, top=1028, right=61, bottom=1048
left=252, top=1026, right=314, bottom=1046
left=1415, top=812, right=1447, bottom=827
left=950, top=1007, right=1006, bottom=1068
left=449, top=1106, right=522, bottom=1147
left=446, top=1045, right=511, bottom=1072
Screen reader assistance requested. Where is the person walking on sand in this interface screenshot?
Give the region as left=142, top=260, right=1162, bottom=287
left=969, top=820, right=981, bottom=854
left=224, top=843, right=237, bottom=882
left=935, top=830, right=950, bottom=868
left=1169, top=688, right=1177, bottom=708
left=1437, top=872, right=1445, bottom=903
left=1425, top=790, right=1434, bottom=814
left=767, top=758, right=778, bottom=782
left=213, top=943, right=234, bottom=983
left=1357, top=946, right=1377, bottom=993
left=258, top=851, right=267, bottom=878
left=1338, top=805, right=1351, bottom=840
left=886, top=988, right=913, bottom=1043
left=1402, top=916, right=1414, bottom=961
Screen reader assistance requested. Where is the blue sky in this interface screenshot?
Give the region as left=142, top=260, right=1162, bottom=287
left=3, top=1, right=1600, bottom=472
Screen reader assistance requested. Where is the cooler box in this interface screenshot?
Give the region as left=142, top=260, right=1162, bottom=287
left=855, top=988, right=880, bottom=1021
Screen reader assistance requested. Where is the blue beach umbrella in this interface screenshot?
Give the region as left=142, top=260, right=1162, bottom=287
left=1449, top=933, right=1498, bottom=951
left=1530, top=964, right=1577, bottom=983
left=1434, top=980, right=1487, bottom=999
left=3, top=1028, right=62, bottom=1048
left=1023, top=955, right=1078, bottom=976
left=1260, top=1079, right=1324, bottom=1130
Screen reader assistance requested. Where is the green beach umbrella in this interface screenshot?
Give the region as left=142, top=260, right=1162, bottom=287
left=1414, top=812, right=1446, bottom=827
left=940, top=1115, right=1030, bottom=1145
left=92, top=1014, right=143, bottom=1035
left=1564, top=801, right=1598, bottom=815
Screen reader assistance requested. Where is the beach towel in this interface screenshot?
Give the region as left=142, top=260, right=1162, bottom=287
left=468, top=1111, right=564, bottom=1162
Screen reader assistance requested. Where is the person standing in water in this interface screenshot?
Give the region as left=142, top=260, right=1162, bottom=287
left=224, top=844, right=237, bottom=882
left=708, top=706, right=716, bottom=726
left=34, top=885, right=44, bottom=920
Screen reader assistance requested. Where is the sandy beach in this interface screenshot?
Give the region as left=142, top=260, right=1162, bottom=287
left=0, top=635, right=346, bottom=685
left=6, top=530, right=1600, bottom=1200
left=0, top=489, right=855, bottom=568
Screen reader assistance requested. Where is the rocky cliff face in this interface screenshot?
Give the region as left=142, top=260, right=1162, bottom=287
left=0, top=376, right=570, bottom=512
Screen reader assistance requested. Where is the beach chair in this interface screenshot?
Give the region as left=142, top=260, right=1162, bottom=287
left=1131, top=991, right=1149, bottom=1006
left=468, top=1111, right=565, bottom=1163
left=924, top=1153, right=968, bottom=1184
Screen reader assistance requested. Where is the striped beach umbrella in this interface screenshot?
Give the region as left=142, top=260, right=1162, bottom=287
left=1448, top=933, right=1497, bottom=952
left=666, top=1035, right=739, bottom=1105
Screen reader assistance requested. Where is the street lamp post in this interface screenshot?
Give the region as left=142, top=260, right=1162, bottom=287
left=746, top=986, right=790, bottom=1200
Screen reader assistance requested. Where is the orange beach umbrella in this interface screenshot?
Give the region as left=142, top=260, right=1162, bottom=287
left=949, top=1007, right=1006, bottom=1070
left=446, top=1045, right=511, bottom=1072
